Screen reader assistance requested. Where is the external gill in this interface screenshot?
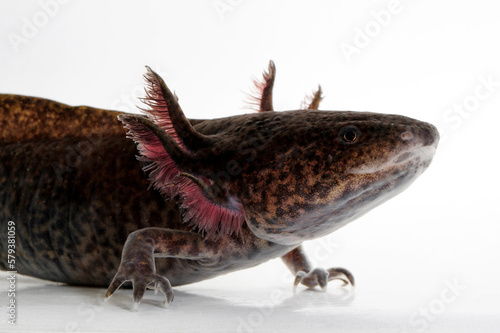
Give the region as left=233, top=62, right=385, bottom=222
left=248, top=60, right=324, bottom=112
left=139, top=66, right=214, bottom=151
left=118, top=72, right=247, bottom=237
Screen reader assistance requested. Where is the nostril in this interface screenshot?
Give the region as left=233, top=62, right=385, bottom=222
left=401, top=131, right=414, bottom=141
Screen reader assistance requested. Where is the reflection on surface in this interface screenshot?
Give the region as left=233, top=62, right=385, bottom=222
left=0, top=270, right=498, bottom=333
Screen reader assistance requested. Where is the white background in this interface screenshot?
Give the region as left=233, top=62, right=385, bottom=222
left=1, top=0, right=499, bottom=332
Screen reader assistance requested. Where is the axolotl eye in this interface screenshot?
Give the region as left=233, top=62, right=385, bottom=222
left=339, top=126, right=361, bottom=144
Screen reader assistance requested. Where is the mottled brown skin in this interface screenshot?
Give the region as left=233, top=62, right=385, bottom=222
left=0, top=64, right=439, bottom=311
left=0, top=94, right=125, bottom=144
left=0, top=95, right=293, bottom=287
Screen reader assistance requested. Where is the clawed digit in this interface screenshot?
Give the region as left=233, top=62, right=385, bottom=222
left=327, top=267, right=355, bottom=287
left=293, top=267, right=354, bottom=292
left=104, top=275, right=126, bottom=301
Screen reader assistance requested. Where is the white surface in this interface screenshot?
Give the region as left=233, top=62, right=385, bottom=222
left=1, top=261, right=499, bottom=333
left=1, top=0, right=500, bottom=332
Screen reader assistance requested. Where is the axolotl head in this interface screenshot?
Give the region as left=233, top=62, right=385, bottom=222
left=119, top=65, right=439, bottom=245
left=227, top=110, right=439, bottom=245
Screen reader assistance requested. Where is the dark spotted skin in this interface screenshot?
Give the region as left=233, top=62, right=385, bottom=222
left=0, top=66, right=439, bottom=310
left=0, top=93, right=124, bottom=143
left=0, top=95, right=294, bottom=287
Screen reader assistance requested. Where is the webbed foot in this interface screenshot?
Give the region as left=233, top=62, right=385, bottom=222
left=293, top=267, right=355, bottom=292
left=104, top=261, right=174, bottom=311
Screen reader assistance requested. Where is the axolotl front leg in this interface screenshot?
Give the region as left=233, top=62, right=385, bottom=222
left=105, top=227, right=353, bottom=311
left=281, top=246, right=354, bottom=291
left=105, top=228, right=218, bottom=311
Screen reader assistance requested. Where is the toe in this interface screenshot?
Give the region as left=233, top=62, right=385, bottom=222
left=105, top=275, right=127, bottom=300
left=327, top=268, right=355, bottom=286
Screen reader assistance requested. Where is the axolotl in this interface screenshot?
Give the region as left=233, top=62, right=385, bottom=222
left=0, top=62, right=439, bottom=310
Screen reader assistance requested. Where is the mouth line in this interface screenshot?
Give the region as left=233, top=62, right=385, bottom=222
left=347, top=145, right=436, bottom=176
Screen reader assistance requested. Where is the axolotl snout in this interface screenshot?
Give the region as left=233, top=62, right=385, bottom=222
left=0, top=61, right=439, bottom=310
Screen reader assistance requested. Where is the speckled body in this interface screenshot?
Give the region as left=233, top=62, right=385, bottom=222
left=0, top=95, right=295, bottom=287
left=0, top=64, right=439, bottom=309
